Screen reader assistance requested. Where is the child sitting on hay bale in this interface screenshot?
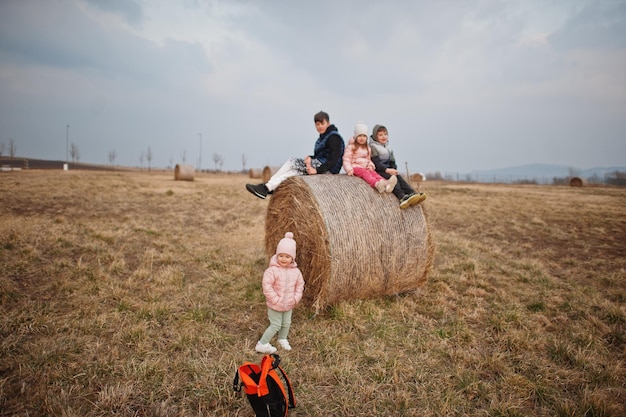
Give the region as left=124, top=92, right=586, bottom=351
left=343, top=121, right=397, bottom=193
left=246, top=110, right=345, bottom=199
left=370, top=124, right=427, bottom=209
left=256, top=232, right=305, bottom=354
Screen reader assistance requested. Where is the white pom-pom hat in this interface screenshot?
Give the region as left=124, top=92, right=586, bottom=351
left=354, top=121, right=368, bottom=137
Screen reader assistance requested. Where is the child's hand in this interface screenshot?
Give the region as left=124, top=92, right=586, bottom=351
left=347, top=170, right=354, bottom=176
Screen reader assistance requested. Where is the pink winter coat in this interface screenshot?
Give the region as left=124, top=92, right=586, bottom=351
left=262, top=255, right=305, bottom=312
left=342, top=137, right=375, bottom=174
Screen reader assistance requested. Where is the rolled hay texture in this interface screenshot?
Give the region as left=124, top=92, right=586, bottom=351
left=262, top=166, right=280, bottom=183
left=265, top=174, right=434, bottom=313
left=249, top=168, right=263, bottom=179
left=569, top=177, right=584, bottom=187
left=174, top=164, right=194, bottom=181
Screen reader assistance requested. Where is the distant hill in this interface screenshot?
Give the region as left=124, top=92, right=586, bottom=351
left=469, top=164, right=626, bottom=184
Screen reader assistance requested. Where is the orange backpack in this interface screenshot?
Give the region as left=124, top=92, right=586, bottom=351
left=233, top=353, right=296, bottom=417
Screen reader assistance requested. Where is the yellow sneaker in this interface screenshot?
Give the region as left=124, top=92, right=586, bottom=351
left=407, top=192, right=427, bottom=207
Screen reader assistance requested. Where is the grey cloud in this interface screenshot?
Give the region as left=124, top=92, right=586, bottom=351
left=84, top=0, right=143, bottom=26
left=0, top=1, right=210, bottom=86
left=549, top=1, right=626, bottom=50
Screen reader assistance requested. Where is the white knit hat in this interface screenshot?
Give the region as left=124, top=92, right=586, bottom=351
left=276, top=232, right=296, bottom=258
left=354, top=121, right=368, bottom=137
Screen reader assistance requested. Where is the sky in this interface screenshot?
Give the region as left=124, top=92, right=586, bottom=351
left=1, top=0, right=625, bottom=174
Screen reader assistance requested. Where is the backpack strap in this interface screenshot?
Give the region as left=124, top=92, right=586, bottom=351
left=233, top=369, right=241, bottom=392
left=275, top=364, right=297, bottom=409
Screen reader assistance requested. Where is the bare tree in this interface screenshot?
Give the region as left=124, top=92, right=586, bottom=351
left=146, top=146, right=153, bottom=171
left=108, top=149, right=117, bottom=166
left=212, top=152, right=222, bottom=171
left=70, top=142, right=80, bottom=162
left=241, top=153, right=247, bottom=172
left=0, top=141, right=5, bottom=157
left=139, top=151, right=145, bottom=170
left=9, top=139, right=16, bottom=159
left=181, top=150, right=186, bottom=163
left=568, top=166, right=581, bottom=178
left=169, top=155, right=173, bottom=169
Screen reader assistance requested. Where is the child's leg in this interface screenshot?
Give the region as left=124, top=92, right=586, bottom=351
left=353, top=166, right=384, bottom=188
left=266, top=158, right=307, bottom=191
left=277, top=310, right=293, bottom=340
left=396, top=175, right=415, bottom=195
left=377, top=170, right=404, bottom=199
left=259, top=308, right=283, bottom=344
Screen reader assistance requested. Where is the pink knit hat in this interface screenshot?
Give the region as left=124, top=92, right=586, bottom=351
left=276, top=232, right=297, bottom=258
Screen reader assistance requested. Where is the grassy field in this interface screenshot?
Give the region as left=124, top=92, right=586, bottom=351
left=1, top=170, right=624, bottom=416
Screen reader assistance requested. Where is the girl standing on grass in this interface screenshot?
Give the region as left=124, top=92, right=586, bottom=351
left=343, top=122, right=397, bottom=193
left=255, top=232, right=305, bottom=354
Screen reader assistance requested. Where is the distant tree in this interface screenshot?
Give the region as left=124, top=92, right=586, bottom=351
left=587, top=172, right=601, bottom=184
left=241, top=153, right=247, bottom=172
left=108, top=149, right=117, bottom=166
left=70, top=142, right=80, bottom=162
left=9, top=139, right=16, bottom=159
left=568, top=167, right=581, bottom=177
left=426, top=171, right=443, bottom=181
left=169, top=156, right=173, bottom=169
left=181, top=150, right=186, bottom=163
left=212, top=152, right=222, bottom=171
left=605, top=170, right=626, bottom=186
left=146, top=146, right=153, bottom=171
left=552, top=176, right=568, bottom=185
left=139, top=151, right=145, bottom=170
left=0, top=141, right=5, bottom=157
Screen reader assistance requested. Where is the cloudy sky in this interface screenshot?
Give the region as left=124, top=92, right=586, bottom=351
left=1, top=0, right=625, bottom=174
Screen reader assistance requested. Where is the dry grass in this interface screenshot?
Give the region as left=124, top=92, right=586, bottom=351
left=1, top=170, right=625, bottom=416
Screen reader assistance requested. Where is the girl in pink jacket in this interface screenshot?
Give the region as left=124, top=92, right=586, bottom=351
left=255, top=232, right=305, bottom=354
left=343, top=121, right=397, bottom=193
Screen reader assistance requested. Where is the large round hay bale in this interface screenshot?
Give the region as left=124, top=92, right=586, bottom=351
left=174, top=164, right=194, bottom=181
left=265, top=175, right=434, bottom=313
left=262, top=166, right=280, bottom=183
left=410, top=172, right=426, bottom=183
left=249, top=168, right=263, bottom=179
left=569, top=177, right=583, bottom=187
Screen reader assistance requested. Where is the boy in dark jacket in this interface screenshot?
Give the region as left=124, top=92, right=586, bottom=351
left=246, top=111, right=345, bottom=199
left=369, top=124, right=427, bottom=209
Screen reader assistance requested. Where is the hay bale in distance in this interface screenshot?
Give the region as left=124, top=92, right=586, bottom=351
left=410, top=172, right=426, bottom=183
left=248, top=168, right=263, bottom=179
left=174, top=164, right=194, bottom=181
left=569, top=177, right=584, bottom=187
left=262, top=166, right=280, bottom=183
left=265, top=175, right=434, bottom=313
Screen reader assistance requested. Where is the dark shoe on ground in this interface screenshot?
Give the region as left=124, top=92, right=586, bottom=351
left=246, top=183, right=269, bottom=199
